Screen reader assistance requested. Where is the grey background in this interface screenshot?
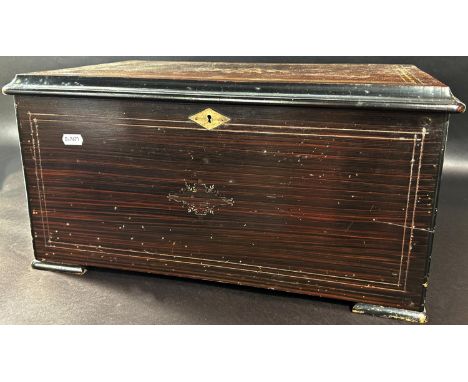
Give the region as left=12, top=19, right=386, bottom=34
left=0, top=57, right=467, bottom=324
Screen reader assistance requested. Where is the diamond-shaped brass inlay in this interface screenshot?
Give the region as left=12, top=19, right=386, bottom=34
left=189, top=108, right=230, bottom=130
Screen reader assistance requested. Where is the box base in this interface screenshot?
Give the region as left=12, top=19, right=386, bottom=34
left=31, top=260, right=87, bottom=275
left=352, top=302, right=427, bottom=324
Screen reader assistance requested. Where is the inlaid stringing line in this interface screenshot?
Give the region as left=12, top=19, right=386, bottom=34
left=28, top=112, right=48, bottom=246
left=397, top=134, right=417, bottom=286
left=46, top=128, right=420, bottom=288
left=34, top=116, right=419, bottom=287
left=223, top=122, right=426, bottom=136
left=32, top=113, right=428, bottom=136
left=404, top=128, right=426, bottom=290
left=397, top=65, right=424, bottom=85
left=31, top=115, right=423, bottom=290
left=396, top=66, right=413, bottom=84
left=403, top=66, right=424, bottom=85
left=32, top=117, right=51, bottom=242
left=49, top=240, right=399, bottom=286
left=49, top=244, right=405, bottom=292
left=36, top=119, right=421, bottom=142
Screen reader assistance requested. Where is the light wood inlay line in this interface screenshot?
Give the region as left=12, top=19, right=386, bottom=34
left=48, top=243, right=406, bottom=292
left=30, top=113, right=425, bottom=291
left=404, top=128, right=426, bottom=290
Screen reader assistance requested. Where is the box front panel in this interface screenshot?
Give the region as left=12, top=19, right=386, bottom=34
left=16, top=96, right=447, bottom=310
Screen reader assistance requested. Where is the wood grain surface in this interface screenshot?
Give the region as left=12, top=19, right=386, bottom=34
left=15, top=95, right=449, bottom=311
left=6, top=61, right=464, bottom=114
left=28, top=61, right=445, bottom=86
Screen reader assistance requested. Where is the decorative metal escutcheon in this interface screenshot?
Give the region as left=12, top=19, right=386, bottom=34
left=189, top=108, right=230, bottom=130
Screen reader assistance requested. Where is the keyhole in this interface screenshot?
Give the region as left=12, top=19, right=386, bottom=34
left=207, top=115, right=212, bottom=123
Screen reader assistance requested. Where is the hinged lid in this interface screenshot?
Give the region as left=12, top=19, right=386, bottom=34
left=2, top=60, right=465, bottom=113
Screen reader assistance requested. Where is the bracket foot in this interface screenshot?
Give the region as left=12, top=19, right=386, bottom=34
left=352, top=303, right=427, bottom=324
left=31, top=260, right=87, bottom=275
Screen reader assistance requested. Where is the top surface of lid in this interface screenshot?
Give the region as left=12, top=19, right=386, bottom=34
left=24, top=61, right=446, bottom=86
left=3, top=60, right=465, bottom=113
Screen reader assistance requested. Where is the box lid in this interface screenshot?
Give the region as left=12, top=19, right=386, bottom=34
left=2, top=60, right=465, bottom=113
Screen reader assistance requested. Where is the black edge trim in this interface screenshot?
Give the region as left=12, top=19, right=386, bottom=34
left=3, top=74, right=465, bottom=113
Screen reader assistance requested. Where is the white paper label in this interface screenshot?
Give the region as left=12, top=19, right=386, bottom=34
left=62, top=134, right=83, bottom=146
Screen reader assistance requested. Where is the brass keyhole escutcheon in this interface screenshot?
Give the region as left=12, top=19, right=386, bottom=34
left=189, top=108, right=230, bottom=130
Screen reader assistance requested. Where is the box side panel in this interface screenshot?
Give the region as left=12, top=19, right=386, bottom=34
left=15, top=95, right=447, bottom=310
left=419, top=114, right=450, bottom=309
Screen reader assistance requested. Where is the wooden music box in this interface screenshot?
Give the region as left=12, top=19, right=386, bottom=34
left=3, top=61, right=464, bottom=322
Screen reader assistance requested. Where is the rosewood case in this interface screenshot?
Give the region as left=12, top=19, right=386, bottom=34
left=3, top=61, right=465, bottom=321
